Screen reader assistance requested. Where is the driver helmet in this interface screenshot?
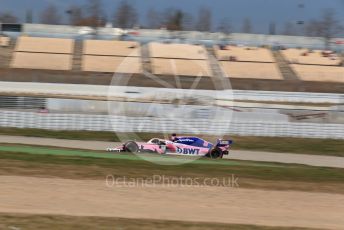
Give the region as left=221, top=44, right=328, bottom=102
left=170, top=133, right=177, bottom=141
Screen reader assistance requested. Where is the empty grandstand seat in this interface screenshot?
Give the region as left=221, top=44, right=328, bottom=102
left=83, top=40, right=140, bottom=56
left=290, top=64, right=344, bottom=83
left=15, top=36, right=74, bottom=53
left=214, top=45, right=275, bottom=62
left=82, top=56, right=141, bottom=73
left=220, top=62, right=283, bottom=80
left=11, top=36, right=74, bottom=71
left=0, top=36, right=10, bottom=47
left=281, top=49, right=341, bottom=66
left=149, top=42, right=207, bottom=60
left=81, top=40, right=142, bottom=73
left=149, top=42, right=210, bottom=76
left=12, top=53, right=72, bottom=70
left=151, top=58, right=211, bottom=76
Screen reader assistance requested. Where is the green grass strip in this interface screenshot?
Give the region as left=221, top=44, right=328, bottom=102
left=0, top=145, right=283, bottom=168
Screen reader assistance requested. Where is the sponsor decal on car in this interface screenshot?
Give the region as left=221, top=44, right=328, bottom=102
left=178, top=138, right=194, bottom=142
left=176, top=147, right=200, bottom=155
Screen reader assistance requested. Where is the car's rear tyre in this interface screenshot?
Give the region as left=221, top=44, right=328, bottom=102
left=124, top=141, right=139, bottom=153
left=209, top=148, right=223, bottom=159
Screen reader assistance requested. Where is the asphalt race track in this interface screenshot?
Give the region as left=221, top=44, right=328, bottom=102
left=1, top=135, right=344, bottom=168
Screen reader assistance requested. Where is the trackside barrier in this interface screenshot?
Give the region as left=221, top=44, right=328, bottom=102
left=0, top=111, right=343, bottom=139
left=1, top=82, right=343, bottom=104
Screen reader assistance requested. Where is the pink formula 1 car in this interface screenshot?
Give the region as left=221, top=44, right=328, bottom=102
left=107, top=134, right=233, bottom=159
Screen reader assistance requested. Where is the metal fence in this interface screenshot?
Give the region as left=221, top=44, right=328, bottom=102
left=1, top=110, right=343, bottom=139
left=0, top=96, right=46, bottom=109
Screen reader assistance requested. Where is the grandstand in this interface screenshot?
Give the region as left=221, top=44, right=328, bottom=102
left=82, top=40, right=142, bottom=73
left=281, top=48, right=343, bottom=83
left=291, top=65, right=344, bottom=83
left=281, top=49, right=341, bottom=66
left=11, top=36, right=74, bottom=70
left=0, top=32, right=342, bottom=92
left=221, top=62, right=283, bottom=80
left=214, top=46, right=275, bottom=62
left=149, top=42, right=211, bottom=77
left=215, top=45, right=283, bottom=80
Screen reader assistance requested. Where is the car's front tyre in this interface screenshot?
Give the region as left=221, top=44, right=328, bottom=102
left=124, top=141, right=139, bottom=153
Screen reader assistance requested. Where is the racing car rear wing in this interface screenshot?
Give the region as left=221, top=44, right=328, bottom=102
left=215, top=139, right=233, bottom=147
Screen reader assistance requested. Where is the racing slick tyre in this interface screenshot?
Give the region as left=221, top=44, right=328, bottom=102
left=208, top=148, right=223, bottom=159
left=124, top=141, right=139, bottom=153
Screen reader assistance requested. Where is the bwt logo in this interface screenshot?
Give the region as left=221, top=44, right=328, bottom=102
left=178, top=139, right=194, bottom=142
left=176, top=147, right=200, bottom=155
